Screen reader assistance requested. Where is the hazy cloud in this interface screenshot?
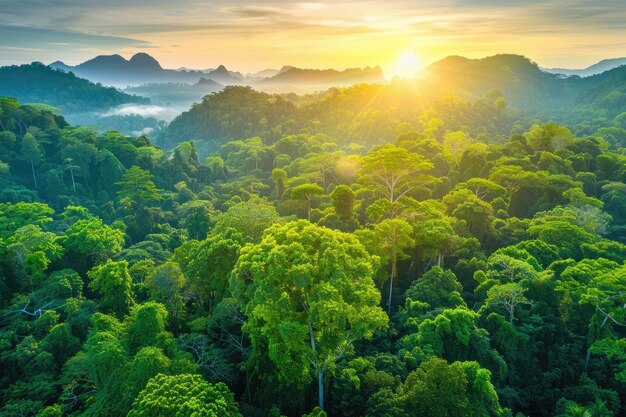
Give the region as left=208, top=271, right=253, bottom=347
left=0, top=0, right=625, bottom=69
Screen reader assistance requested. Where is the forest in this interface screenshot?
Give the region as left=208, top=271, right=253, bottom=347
left=0, top=78, right=625, bottom=417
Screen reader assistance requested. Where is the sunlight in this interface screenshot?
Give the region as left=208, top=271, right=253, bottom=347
left=392, top=52, right=421, bottom=78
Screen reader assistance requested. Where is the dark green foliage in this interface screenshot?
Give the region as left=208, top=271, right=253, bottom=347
left=0, top=63, right=147, bottom=113
left=1, top=82, right=625, bottom=417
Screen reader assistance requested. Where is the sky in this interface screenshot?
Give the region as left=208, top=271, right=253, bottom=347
left=1, top=0, right=626, bottom=75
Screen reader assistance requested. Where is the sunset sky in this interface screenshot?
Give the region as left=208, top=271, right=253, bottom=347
left=1, top=0, right=626, bottom=75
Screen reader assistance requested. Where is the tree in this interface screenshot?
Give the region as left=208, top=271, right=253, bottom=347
left=212, top=198, right=281, bottom=243
left=291, top=183, right=324, bottom=221
left=359, top=144, right=434, bottom=202
left=6, top=224, right=63, bottom=290
left=330, top=185, right=356, bottom=220
left=485, top=283, right=531, bottom=323
left=174, top=229, right=242, bottom=310
left=404, top=267, right=464, bottom=312
left=87, top=260, right=135, bottom=318
left=128, top=373, right=241, bottom=417
left=116, top=166, right=162, bottom=209
left=63, top=217, right=125, bottom=266
left=19, top=133, right=43, bottom=188
left=272, top=168, right=288, bottom=199
left=442, top=131, right=473, bottom=169
left=399, top=358, right=504, bottom=417
left=358, top=218, right=415, bottom=314
left=232, top=221, right=388, bottom=410
left=145, top=263, right=188, bottom=323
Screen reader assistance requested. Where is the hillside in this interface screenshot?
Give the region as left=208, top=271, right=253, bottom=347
left=158, top=86, right=298, bottom=151
left=418, top=54, right=626, bottom=120
left=158, top=54, right=626, bottom=153
left=0, top=62, right=148, bottom=113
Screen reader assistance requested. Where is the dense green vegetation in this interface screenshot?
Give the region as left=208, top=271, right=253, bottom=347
left=0, top=78, right=625, bottom=417
left=0, top=63, right=148, bottom=114
left=159, top=55, right=626, bottom=156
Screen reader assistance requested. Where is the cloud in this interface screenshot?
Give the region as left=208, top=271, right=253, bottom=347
left=0, top=24, right=149, bottom=49
left=104, top=104, right=181, bottom=120
left=1, top=0, right=626, bottom=69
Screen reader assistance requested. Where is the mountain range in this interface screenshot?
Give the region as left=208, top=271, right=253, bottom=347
left=49, top=52, right=385, bottom=91
left=542, top=57, right=626, bottom=77
left=2, top=52, right=626, bottom=140
left=50, top=53, right=207, bottom=87
left=160, top=53, right=626, bottom=150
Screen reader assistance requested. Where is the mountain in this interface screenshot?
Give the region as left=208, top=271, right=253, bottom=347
left=158, top=86, right=297, bottom=150
left=159, top=54, right=626, bottom=151
left=50, top=53, right=209, bottom=87
left=205, top=65, right=244, bottom=85
left=245, top=68, right=280, bottom=79
left=419, top=53, right=626, bottom=117
left=421, top=54, right=567, bottom=108
left=543, top=57, right=626, bottom=77
left=258, top=66, right=384, bottom=87
left=0, top=62, right=148, bottom=114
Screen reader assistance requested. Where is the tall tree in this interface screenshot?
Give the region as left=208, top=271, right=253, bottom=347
left=116, top=166, right=162, bottom=209
left=359, top=144, right=435, bottom=203
left=87, top=260, right=135, bottom=318
left=358, top=218, right=415, bottom=314
left=232, top=220, right=388, bottom=411
left=291, top=183, right=324, bottom=221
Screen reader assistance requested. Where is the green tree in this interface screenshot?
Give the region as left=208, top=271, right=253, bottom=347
left=19, top=133, right=43, bottom=189
left=128, top=373, right=241, bottom=417
left=272, top=168, right=288, bottom=199
left=291, top=183, right=324, bottom=221
left=485, top=283, right=531, bottom=323
left=359, top=144, right=434, bottom=202
left=232, top=220, right=388, bottom=410
left=399, top=358, right=504, bottom=417
left=63, top=217, right=125, bottom=266
left=87, top=260, right=135, bottom=318
left=358, top=218, right=415, bottom=314
left=116, top=166, right=162, bottom=209
left=330, top=185, right=356, bottom=220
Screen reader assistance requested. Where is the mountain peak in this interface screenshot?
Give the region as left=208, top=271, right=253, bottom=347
left=129, top=53, right=162, bottom=70
left=213, top=65, right=229, bottom=73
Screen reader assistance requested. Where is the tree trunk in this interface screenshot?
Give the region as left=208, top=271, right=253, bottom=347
left=437, top=252, right=442, bottom=267
left=307, top=197, right=312, bottom=221
left=30, top=159, right=38, bottom=189
left=318, top=369, right=325, bottom=410
left=388, top=254, right=396, bottom=315
left=70, top=167, right=76, bottom=191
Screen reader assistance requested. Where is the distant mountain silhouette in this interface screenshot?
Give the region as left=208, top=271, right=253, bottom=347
left=245, top=68, right=280, bottom=79
left=50, top=53, right=208, bottom=87
left=205, top=65, right=244, bottom=85
left=0, top=62, right=148, bottom=114
left=48, top=52, right=387, bottom=92
left=542, top=57, right=626, bottom=77
left=258, top=66, right=385, bottom=87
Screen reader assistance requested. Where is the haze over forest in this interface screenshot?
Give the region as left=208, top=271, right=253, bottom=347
left=0, top=1, right=625, bottom=417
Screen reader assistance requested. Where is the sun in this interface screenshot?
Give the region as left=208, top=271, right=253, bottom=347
left=392, top=52, right=421, bottom=78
